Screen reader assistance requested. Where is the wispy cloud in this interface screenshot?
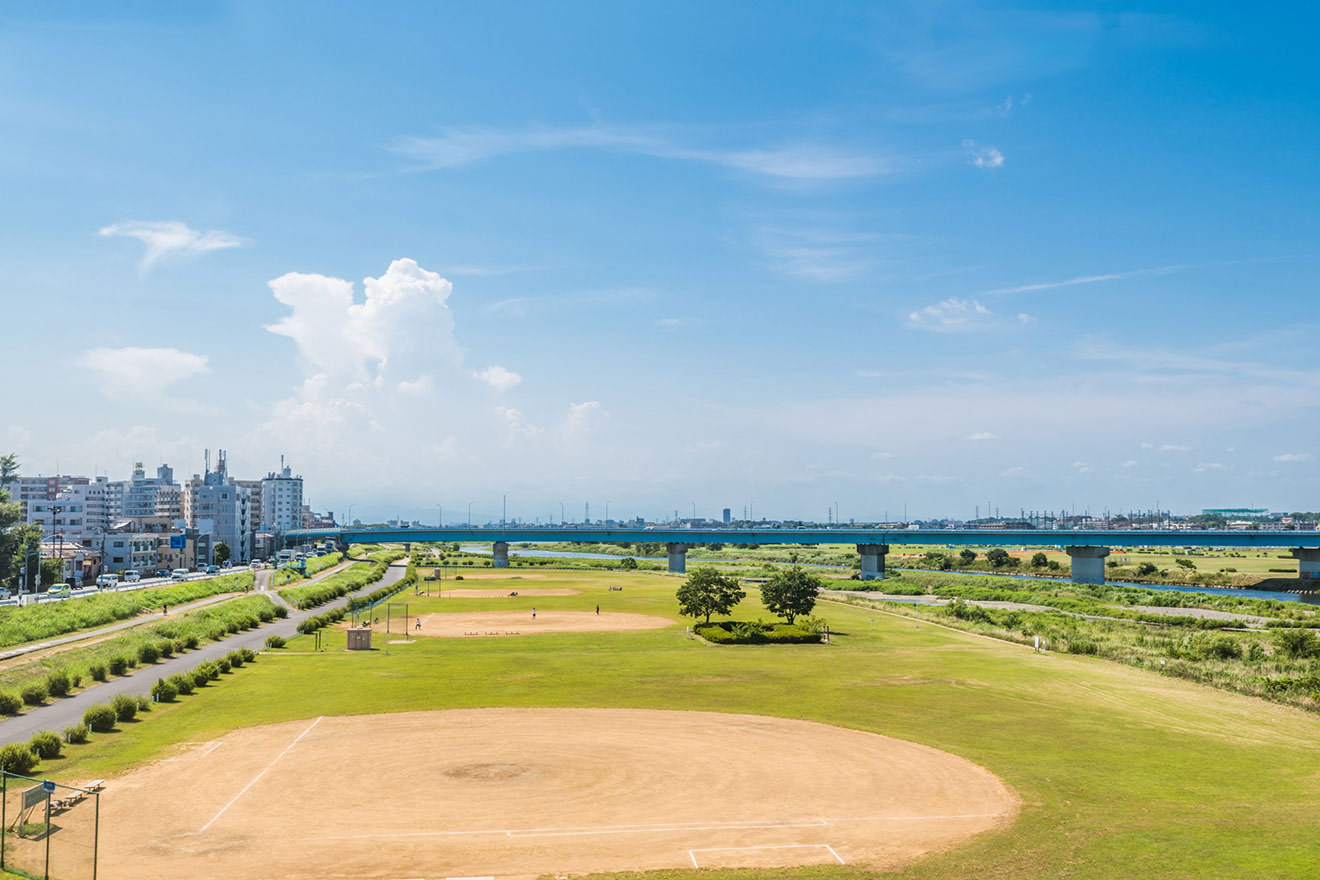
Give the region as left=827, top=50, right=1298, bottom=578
left=1194, top=461, right=1229, bottom=472
left=487, top=288, right=655, bottom=318
left=756, top=227, right=883, bottom=281
left=963, top=139, right=1004, bottom=169
left=981, top=264, right=1185, bottom=296
left=968, top=431, right=997, bottom=441
left=1159, top=444, right=1191, bottom=452
left=907, top=297, right=993, bottom=332
left=98, top=220, right=246, bottom=273
left=1274, top=453, right=1313, bottom=462
left=394, top=124, right=892, bottom=182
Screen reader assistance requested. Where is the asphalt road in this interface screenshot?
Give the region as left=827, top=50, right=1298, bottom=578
left=0, top=561, right=407, bottom=745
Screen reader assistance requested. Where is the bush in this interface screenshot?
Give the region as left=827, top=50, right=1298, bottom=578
left=0, top=744, right=37, bottom=775
left=1273, top=628, right=1320, bottom=660
left=89, top=663, right=108, bottom=682
left=158, top=640, right=174, bottom=658
left=183, top=635, right=200, bottom=650
left=694, top=621, right=821, bottom=644
left=190, top=667, right=211, bottom=688
left=168, top=673, right=194, bottom=696
left=1247, top=641, right=1267, bottom=662
left=63, top=723, right=89, bottom=745
left=108, top=656, right=129, bottom=676
left=0, top=693, right=21, bottom=716
left=172, top=639, right=187, bottom=655
left=20, top=684, right=47, bottom=706
left=83, top=704, right=117, bottom=733
left=28, top=731, right=61, bottom=760
left=150, top=678, right=178, bottom=702
left=240, top=647, right=256, bottom=662
left=69, top=673, right=82, bottom=689
left=1137, top=562, right=1159, bottom=576
left=1067, top=639, right=1100, bottom=655
left=1030, top=552, right=1049, bottom=568
left=110, top=693, right=138, bottom=722
left=215, top=657, right=232, bottom=674
left=136, top=695, right=151, bottom=713
left=137, top=643, right=160, bottom=664
left=1207, top=635, right=1243, bottom=661
left=265, top=634, right=286, bottom=649
left=226, top=651, right=244, bottom=668
left=45, top=670, right=71, bottom=698
left=258, top=608, right=275, bottom=622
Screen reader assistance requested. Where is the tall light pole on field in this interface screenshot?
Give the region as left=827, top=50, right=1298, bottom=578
left=435, top=504, right=442, bottom=528
left=467, top=501, right=473, bottom=527
left=559, top=502, right=565, bottom=526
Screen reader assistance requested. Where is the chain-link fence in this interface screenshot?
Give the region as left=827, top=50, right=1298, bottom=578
left=1, top=773, right=100, bottom=880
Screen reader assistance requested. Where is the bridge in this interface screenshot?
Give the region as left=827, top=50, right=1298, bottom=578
left=282, top=527, right=1320, bottom=585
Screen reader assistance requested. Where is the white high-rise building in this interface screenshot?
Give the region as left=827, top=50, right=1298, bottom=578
left=27, top=477, right=110, bottom=543
left=261, top=459, right=304, bottom=534
left=188, top=450, right=251, bottom=562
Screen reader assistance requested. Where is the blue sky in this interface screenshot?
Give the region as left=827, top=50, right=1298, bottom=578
left=2, top=1, right=1317, bottom=523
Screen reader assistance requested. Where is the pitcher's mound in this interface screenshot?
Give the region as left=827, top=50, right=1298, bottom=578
left=417, top=609, right=671, bottom=637
left=99, top=708, right=1017, bottom=880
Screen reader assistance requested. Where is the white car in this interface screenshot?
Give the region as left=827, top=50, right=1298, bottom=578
left=124, top=570, right=142, bottom=583
left=96, top=574, right=120, bottom=589
left=0, top=588, right=11, bottom=599
left=170, top=568, right=189, bottom=581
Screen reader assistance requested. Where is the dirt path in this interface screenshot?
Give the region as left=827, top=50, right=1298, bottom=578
left=97, top=708, right=1017, bottom=880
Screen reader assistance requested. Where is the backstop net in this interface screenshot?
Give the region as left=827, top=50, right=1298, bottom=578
left=1, top=772, right=100, bottom=880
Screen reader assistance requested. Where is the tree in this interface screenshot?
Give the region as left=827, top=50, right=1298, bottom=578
left=760, top=565, right=822, bottom=624
left=986, top=548, right=1011, bottom=568
left=619, top=556, right=638, bottom=570
left=214, top=542, right=231, bottom=565
left=1030, top=552, right=1049, bottom=568
left=676, top=567, right=745, bottom=624
left=1175, top=558, right=1196, bottom=571
left=0, top=454, right=18, bottom=489
left=958, top=549, right=977, bottom=565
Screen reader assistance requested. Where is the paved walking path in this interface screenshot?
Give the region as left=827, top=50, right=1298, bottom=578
left=0, top=562, right=408, bottom=745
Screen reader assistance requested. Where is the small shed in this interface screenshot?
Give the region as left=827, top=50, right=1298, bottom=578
left=346, top=627, right=373, bottom=651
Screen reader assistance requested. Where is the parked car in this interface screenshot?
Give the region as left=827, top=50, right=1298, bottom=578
left=47, top=586, right=72, bottom=599
left=249, top=560, right=262, bottom=570
left=155, top=569, right=170, bottom=578
left=96, top=574, right=120, bottom=589
left=124, top=570, right=142, bottom=583
left=205, top=564, right=220, bottom=574
left=0, top=588, right=11, bottom=599
left=170, top=568, right=189, bottom=581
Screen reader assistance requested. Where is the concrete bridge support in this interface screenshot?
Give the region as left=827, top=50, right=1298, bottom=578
left=493, top=541, right=510, bottom=568
left=1066, top=546, right=1109, bottom=585
left=857, top=544, right=889, bottom=580
left=667, top=543, right=689, bottom=574
left=1291, top=548, right=1320, bottom=580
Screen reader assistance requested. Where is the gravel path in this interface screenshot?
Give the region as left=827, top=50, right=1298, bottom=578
left=0, top=562, right=407, bottom=745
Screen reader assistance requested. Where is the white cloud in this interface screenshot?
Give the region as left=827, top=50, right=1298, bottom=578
left=394, top=124, right=890, bottom=182
left=968, top=431, right=997, bottom=441
left=556, top=401, right=609, bottom=447
left=1000, top=465, right=1027, bottom=477
left=657, top=318, right=687, bottom=328
left=1121, top=460, right=1137, bottom=468
left=963, top=139, right=1004, bottom=169
left=79, top=347, right=210, bottom=400
left=872, top=451, right=893, bottom=460
left=1194, top=462, right=1229, bottom=472
left=1139, top=442, right=1154, bottom=449
left=981, top=264, right=1184, bottom=296
left=1159, top=444, right=1191, bottom=452
left=1274, top=453, right=1313, bottom=462
left=98, top=220, right=245, bottom=272
left=495, top=406, right=543, bottom=446
left=1017, top=313, right=1036, bottom=324
left=907, top=297, right=992, bottom=332
left=474, top=365, right=522, bottom=392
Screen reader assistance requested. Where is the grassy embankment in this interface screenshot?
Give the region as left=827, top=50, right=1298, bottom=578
left=36, top=567, right=1320, bottom=879
left=271, top=551, right=346, bottom=588
left=277, top=549, right=405, bottom=609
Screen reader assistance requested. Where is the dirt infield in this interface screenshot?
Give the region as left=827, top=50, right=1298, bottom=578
left=437, top=588, right=582, bottom=598
left=410, top=609, right=672, bottom=637
left=441, top=572, right=549, bottom=580
left=98, top=708, right=1016, bottom=880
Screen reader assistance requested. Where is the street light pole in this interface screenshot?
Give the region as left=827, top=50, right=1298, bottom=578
left=559, top=502, right=564, bottom=526
left=435, top=504, right=442, bottom=528
left=468, top=501, right=473, bottom=527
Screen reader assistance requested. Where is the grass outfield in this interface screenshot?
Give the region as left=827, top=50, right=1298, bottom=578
left=37, top=569, right=1320, bottom=879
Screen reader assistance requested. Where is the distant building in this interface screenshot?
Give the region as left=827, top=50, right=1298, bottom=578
left=1202, top=508, right=1269, bottom=517
left=262, top=460, right=304, bottom=533
left=187, top=450, right=251, bottom=562
left=722, top=507, right=731, bottom=524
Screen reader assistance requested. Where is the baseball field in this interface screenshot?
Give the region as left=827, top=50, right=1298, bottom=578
left=26, top=567, right=1320, bottom=880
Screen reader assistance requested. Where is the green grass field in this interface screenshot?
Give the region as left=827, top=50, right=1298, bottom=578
left=36, top=568, right=1320, bottom=879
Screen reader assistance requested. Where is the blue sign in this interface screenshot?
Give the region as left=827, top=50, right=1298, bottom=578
left=42, top=780, right=55, bottom=794
left=169, top=535, right=186, bottom=549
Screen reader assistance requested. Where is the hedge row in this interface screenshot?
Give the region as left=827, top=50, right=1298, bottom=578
left=297, top=562, right=417, bottom=634
left=694, top=621, right=821, bottom=644
left=279, top=551, right=403, bottom=610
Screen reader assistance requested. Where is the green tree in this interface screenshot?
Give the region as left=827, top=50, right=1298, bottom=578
left=619, top=556, right=638, bottom=570
left=986, top=548, right=1011, bottom=568
left=1175, top=558, right=1196, bottom=571
left=759, top=565, right=822, bottom=624
left=1030, top=552, right=1049, bottom=568
left=958, top=549, right=977, bottom=565
left=1273, top=628, right=1320, bottom=660
left=0, top=454, right=18, bottom=489
left=214, top=542, right=231, bottom=565
left=675, top=567, right=745, bottom=624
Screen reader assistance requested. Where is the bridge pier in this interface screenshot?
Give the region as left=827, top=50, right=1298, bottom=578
left=1065, top=546, right=1109, bottom=584
left=1291, top=548, right=1320, bottom=580
left=857, top=543, right=889, bottom=580
left=493, top=541, right=509, bottom=568
left=667, top=543, right=689, bottom=574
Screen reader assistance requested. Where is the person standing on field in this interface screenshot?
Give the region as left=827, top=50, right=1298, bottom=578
left=596, top=604, right=600, bottom=615
left=532, top=607, right=536, bottom=619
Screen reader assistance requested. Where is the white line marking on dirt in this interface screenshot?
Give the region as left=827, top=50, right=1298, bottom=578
left=688, top=844, right=845, bottom=867
left=298, top=818, right=831, bottom=842
left=200, top=717, right=323, bottom=832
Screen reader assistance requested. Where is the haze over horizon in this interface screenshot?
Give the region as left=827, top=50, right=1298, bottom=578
left=3, top=2, right=1317, bottom=522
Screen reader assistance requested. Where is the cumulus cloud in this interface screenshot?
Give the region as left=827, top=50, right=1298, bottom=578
left=98, top=220, right=245, bottom=272
left=907, top=298, right=992, bottom=332
left=963, top=139, right=1004, bottom=169
left=474, top=365, right=522, bottom=392
left=79, top=347, right=210, bottom=400
left=1274, top=453, right=1313, bottom=462
left=495, top=406, right=542, bottom=446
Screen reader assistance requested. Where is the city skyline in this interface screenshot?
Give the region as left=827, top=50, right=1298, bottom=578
left=3, top=2, right=1317, bottom=518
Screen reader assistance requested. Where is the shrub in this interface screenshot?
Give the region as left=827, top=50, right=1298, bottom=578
left=226, top=651, right=244, bottom=668
left=1207, top=635, right=1243, bottom=661
left=83, top=704, right=117, bottom=733
left=1247, top=641, right=1267, bottom=662
left=172, top=639, right=187, bottom=655
left=28, top=731, right=61, bottom=760
left=240, top=647, right=256, bottom=662
left=45, top=670, right=71, bottom=698
left=0, top=744, right=37, bottom=775
left=1137, top=562, right=1159, bottom=576
left=69, top=673, right=82, bottom=689
left=1273, top=628, right=1320, bottom=660
left=108, top=656, right=129, bottom=676
left=168, top=673, right=194, bottom=696
left=190, top=668, right=211, bottom=688
left=110, top=693, right=138, bottom=722
left=89, top=663, right=108, bottom=682
left=215, top=657, right=232, bottom=674
left=150, top=678, right=178, bottom=702
left=265, top=634, right=286, bottom=649
left=20, top=684, right=47, bottom=706
left=158, top=640, right=174, bottom=658
left=0, top=693, right=21, bottom=716
left=183, top=635, right=200, bottom=650
left=63, top=723, right=89, bottom=745
left=136, top=695, right=151, bottom=712
left=1030, top=552, right=1049, bottom=568
left=693, top=621, right=821, bottom=644
left=1067, top=639, right=1100, bottom=655
left=137, top=643, right=160, bottom=664
left=258, top=608, right=275, bottom=623
left=208, top=628, right=226, bottom=641
left=274, top=605, right=289, bottom=618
